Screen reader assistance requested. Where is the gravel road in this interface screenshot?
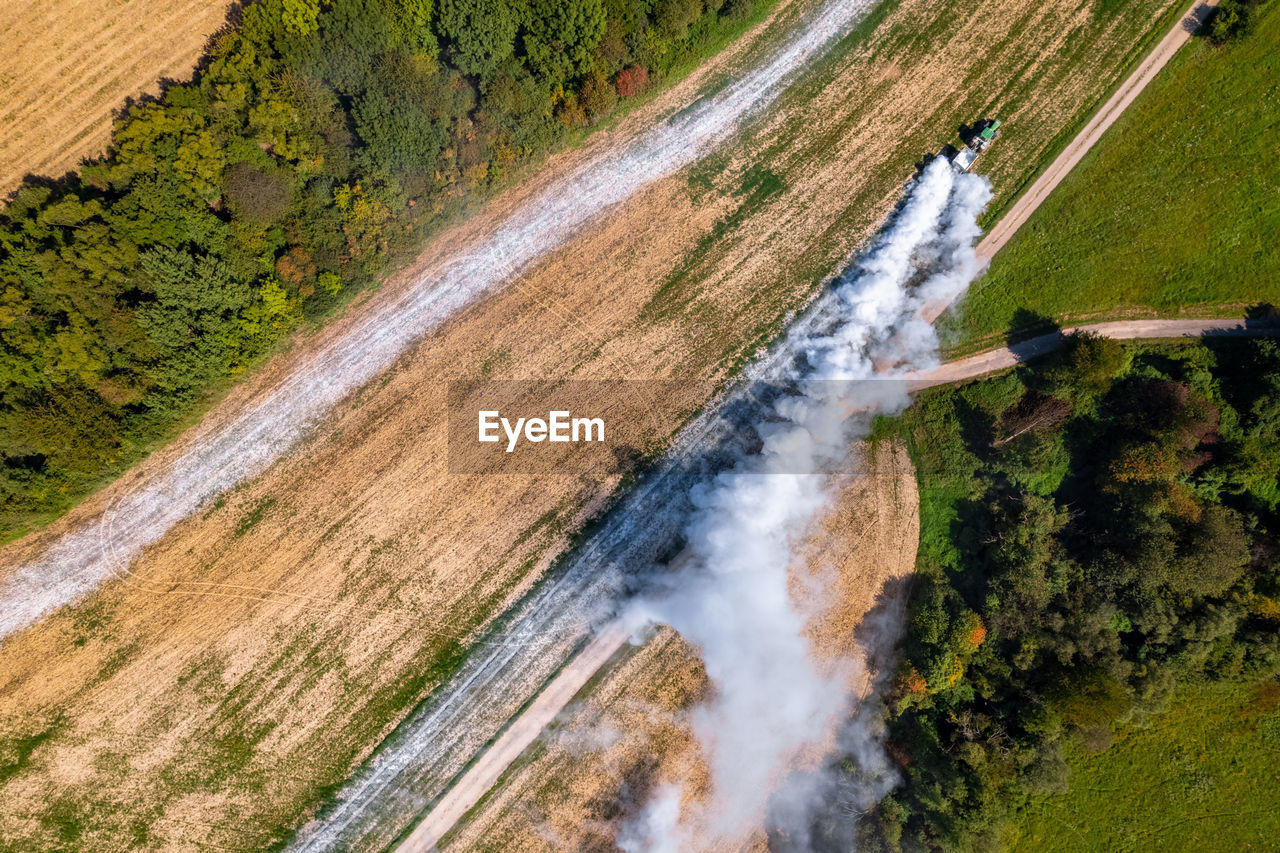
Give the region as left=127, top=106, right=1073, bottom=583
left=972, top=0, right=1220, bottom=262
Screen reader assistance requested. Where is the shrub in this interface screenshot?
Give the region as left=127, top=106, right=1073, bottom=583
left=580, top=69, right=617, bottom=121
left=616, top=65, right=649, bottom=97
left=654, top=0, right=703, bottom=39
left=223, top=162, right=293, bottom=223
left=1207, top=0, right=1260, bottom=42
left=437, top=0, right=518, bottom=77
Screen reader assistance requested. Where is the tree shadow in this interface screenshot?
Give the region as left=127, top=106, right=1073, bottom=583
left=853, top=573, right=918, bottom=671
left=1006, top=308, right=1061, bottom=348
left=958, top=119, right=1000, bottom=146
left=920, top=146, right=956, bottom=175
left=763, top=572, right=920, bottom=852
left=610, top=443, right=645, bottom=475
left=3, top=173, right=74, bottom=207
left=1187, top=0, right=1221, bottom=36
left=1199, top=332, right=1280, bottom=520
left=954, top=396, right=997, bottom=460
left=946, top=496, right=996, bottom=609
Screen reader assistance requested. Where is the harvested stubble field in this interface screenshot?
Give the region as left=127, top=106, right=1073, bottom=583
left=0, top=0, right=235, bottom=196
left=0, top=0, right=1184, bottom=845
left=441, top=442, right=920, bottom=852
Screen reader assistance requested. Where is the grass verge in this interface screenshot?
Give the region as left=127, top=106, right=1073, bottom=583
left=1006, top=678, right=1280, bottom=852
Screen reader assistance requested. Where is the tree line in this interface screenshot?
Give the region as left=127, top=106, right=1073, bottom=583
left=0, top=0, right=768, bottom=539
left=861, top=335, right=1280, bottom=850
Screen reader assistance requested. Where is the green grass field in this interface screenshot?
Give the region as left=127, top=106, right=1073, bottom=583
left=1006, top=678, right=1280, bottom=852
left=943, top=2, right=1280, bottom=354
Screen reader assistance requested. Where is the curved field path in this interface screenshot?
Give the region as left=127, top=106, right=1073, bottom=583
left=911, top=318, right=1280, bottom=387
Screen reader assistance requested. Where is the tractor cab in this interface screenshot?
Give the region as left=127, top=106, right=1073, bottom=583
left=949, top=119, right=1001, bottom=173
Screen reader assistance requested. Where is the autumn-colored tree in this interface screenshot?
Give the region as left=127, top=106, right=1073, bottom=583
left=580, top=69, right=618, bottom=121
left=616, top=65, right=649, bottom=97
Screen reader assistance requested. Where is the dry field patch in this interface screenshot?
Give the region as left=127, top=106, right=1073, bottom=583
left=0, top=0, right=234, bottom=196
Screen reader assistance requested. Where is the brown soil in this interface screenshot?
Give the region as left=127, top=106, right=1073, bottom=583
left=0, top=0, right=235, bottom=196
left=0, top=0, right=1178, bottom=843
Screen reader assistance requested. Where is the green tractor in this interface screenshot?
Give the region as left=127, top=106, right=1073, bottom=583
left=949, top=119, right=1001, bottom=173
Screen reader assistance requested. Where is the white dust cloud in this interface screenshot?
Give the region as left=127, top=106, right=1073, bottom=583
left=621, top=157, right=991, bottom=850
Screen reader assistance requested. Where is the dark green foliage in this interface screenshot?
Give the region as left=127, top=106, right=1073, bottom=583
left=524, top=0, right=608, bottom=80
left=135, top=248, right=254, bottom=394
left=437, top=0, right=518, bottom=77
left=8, top=387, right=123, bottom=472
left=863, top=337, right=1280, bottom=851
left=352, top=57, right=454, bottom=172
left=655, top=0, right=706, bottom=39
left=1034, top=331, right=1125, bottom=399
left=1208, top=0, right=1264, bottom=41
left=223, top=162, right=294, bottom=224
left=0, top=0, right=774, bottom=539
left=388, top=0, right=439, bottom=54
